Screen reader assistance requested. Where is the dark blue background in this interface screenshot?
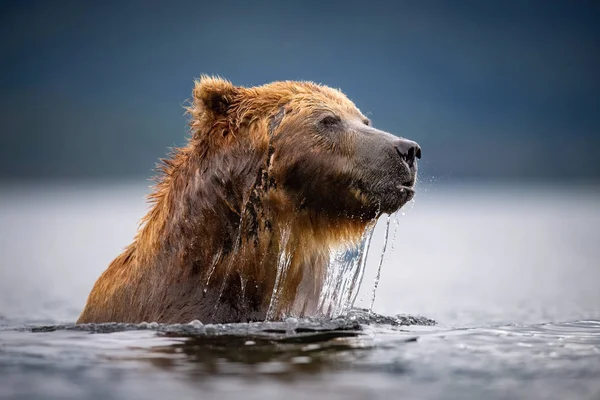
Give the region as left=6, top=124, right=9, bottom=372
left=1, top=0, right=599, bottom=182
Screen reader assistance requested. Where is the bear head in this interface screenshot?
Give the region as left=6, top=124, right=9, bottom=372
left=190, top=76, right=421, bottom=226
left=76, top=76, right=422, bottom=325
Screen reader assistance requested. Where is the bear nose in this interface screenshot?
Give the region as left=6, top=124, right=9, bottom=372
left=395, top=138, right=422, bottom=167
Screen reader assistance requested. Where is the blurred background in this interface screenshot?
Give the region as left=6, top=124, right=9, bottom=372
left=0, top=1, right=599, bottom=325
left=2, top=0, right=599, bottom=182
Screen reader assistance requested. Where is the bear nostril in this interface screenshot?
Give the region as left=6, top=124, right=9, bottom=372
left=395, top=139, right=421, bottom=168
left=407, top=147, right=416, bottom=164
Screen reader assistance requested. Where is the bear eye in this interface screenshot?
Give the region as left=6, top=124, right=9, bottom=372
left=363, top=118, right=371, bottom=126
left=320, top=115, right=341, bottom=127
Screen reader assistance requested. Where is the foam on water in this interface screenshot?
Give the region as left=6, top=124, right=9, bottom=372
left=11, top=308, right=434, bottom=336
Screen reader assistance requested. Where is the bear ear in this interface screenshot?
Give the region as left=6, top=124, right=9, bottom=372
left=192, top=75, right=239, bottom=118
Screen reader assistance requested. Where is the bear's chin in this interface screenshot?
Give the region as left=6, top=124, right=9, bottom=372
left=375, top=185, right=415, bottom=216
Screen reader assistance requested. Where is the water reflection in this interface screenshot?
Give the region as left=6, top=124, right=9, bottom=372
left=22, top=310, right=429, bottom=381
left=3, top=316, right=599, bottom=399
left=139, top=333, right=369, bottom=379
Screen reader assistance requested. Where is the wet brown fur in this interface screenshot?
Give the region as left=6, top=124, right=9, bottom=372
left=77, top=77, right=371, bottom=324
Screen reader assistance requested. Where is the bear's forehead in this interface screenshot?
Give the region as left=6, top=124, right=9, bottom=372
left=254, top=81, right=364, bottom=116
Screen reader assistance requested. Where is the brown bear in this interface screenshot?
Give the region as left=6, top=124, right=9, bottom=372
left=77, top=76, right=421, bottom=324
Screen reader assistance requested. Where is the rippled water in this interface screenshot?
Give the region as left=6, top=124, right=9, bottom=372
left=1, top=183, right=599, bottom=399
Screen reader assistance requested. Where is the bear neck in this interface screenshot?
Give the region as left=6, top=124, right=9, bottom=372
left=127, top=135, right=369, bottom=323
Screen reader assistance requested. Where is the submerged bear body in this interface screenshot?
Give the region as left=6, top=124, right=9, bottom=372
left=77, top=77, right=421, bottom=324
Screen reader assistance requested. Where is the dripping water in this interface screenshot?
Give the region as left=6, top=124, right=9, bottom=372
left=212, top=138, right=275, bottom=316
left=387, top=212, right=401, bottom=256
left=317, top=222, right=376, bottom=318
left=214, top=129, right=278, bottom=319
left=239, top=275, right=247, bottom=303
left=317, top=242, right=359, bottom=317
left=211, top=206, right=248, bottom=317
left=346, top=223, right=376, bottom=310
left=265, top=226, right=292, bottom=320
left=369, top=214, right=392, bottom=312
left=204, top=248, right=222, bottom=286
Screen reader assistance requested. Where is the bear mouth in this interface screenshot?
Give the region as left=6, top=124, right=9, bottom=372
left=397, top=184, right=415, bottom=195
left=370, top=184, right=415, bottom=216
left=396, top=185, right=415, bottom=204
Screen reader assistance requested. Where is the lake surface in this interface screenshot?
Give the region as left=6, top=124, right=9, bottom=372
left=1, top=182, right=599, bottom=399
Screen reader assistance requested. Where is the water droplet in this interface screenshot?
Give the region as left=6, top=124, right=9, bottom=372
left=291, top=356, right=312, bottom=364
left=188, top=319, right=203, bottom=328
